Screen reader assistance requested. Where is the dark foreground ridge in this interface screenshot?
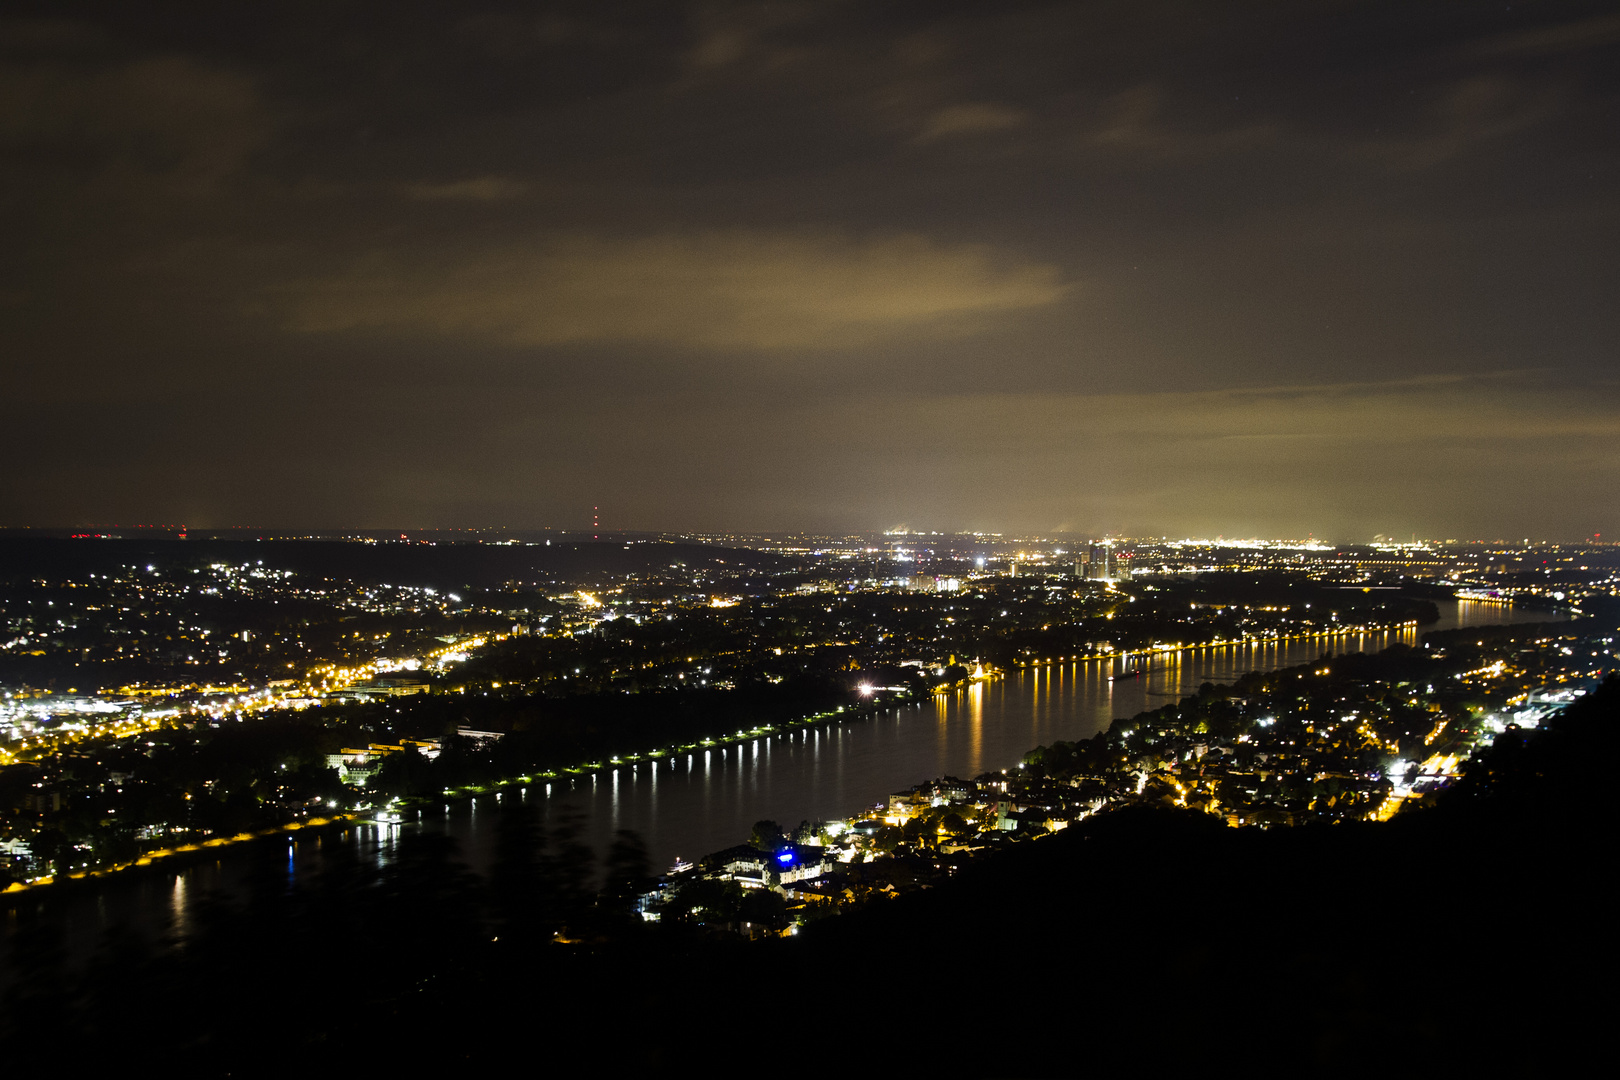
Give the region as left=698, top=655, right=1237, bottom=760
left=5, top=677, right=1610, bottom=1075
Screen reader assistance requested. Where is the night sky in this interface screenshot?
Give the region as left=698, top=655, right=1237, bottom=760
left=4, top=2, right=1617, bottom=539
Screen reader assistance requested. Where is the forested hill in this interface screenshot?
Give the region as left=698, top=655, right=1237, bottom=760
left=796, top=675, right=1614, bottom=1073
left=4, top=677, right=1608, bottom=1073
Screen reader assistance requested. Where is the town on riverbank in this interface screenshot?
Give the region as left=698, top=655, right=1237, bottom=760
left=0, top=535, right=1612, bottom=1072
left=3, top=608, right=1610, bottom=1076
left=644, top=617, right=1616, bottom=935
left=14, top=531, right=1593, bottom=888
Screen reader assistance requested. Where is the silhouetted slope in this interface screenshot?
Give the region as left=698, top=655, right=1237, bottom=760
left=5, top=681, right=1611, bottom=1076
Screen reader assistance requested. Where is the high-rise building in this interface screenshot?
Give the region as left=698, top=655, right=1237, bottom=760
left=1085, top=543, right=1112, bottom=579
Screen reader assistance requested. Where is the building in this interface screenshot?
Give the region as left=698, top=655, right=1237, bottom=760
left=326, top=738, right=442, bottom=784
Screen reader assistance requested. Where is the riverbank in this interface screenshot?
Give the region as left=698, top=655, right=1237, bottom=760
left=652, top=614, right=1610, bottom=930
left=0, top=601, right=1562, bottom=923
left=1005, top=617, right=1424, bottom=671
left=1, top=673, right=980, bottom=898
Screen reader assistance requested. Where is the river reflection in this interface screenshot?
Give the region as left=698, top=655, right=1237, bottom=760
left=430, top=600, right=1538, bottom=876
left=2, top=599, right=1558, bottom=961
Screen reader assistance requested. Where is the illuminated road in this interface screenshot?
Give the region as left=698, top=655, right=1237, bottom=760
left=0, top=598, right=1561, bottom=970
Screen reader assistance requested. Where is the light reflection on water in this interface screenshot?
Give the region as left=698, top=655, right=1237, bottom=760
left=169, top=873, right=189, bottom=942
left=427, top=607, right=1511, bottom=876
left=3, top=599, right=1558, bottom=959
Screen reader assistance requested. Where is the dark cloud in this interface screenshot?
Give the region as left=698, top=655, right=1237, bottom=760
left=2, top=1, right=1617, bottom=538
left=271, top=230, right=1070, bottom=349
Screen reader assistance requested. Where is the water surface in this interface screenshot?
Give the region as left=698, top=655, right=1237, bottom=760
left=2, top=599, right=1558, bottom=962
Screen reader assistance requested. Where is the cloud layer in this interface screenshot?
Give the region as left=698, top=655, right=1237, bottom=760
left=2, top=2, right=1617, bottom=536
left=278, top=232, right=1070, bottom=350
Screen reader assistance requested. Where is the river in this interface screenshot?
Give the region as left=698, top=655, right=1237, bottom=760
left=0, top=599, right=1560, bottom=962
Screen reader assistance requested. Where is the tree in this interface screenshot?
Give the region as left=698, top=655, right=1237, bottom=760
left=29, top=827, right=69, bottom=877
left=739, top=888, right=788, bottom=932
left=600, top=829, right=652, bottom=916
left=749, top=819, right=786, bottom=851
left=368, top=745, right=433, bottom=799
left=673, top=877, right=743, bottom=923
